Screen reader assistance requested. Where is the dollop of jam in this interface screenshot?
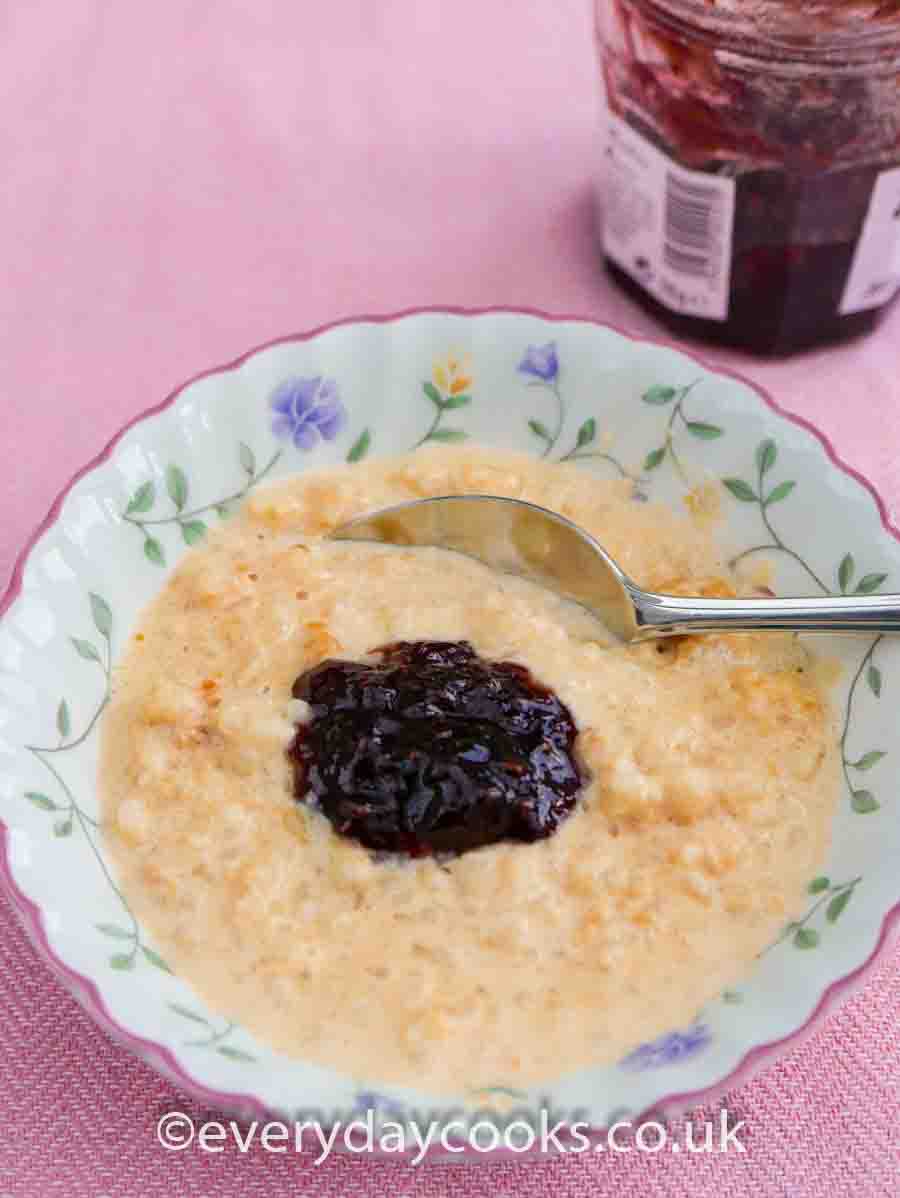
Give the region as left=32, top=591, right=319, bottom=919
left=288, top=640, right=583, bottom=857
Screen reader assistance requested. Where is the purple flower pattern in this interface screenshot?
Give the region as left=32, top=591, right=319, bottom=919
left=517, top=342, right=559, bottom=383
left=619, top=1024, right=712, bottom=1072
left=269, top=376, right=346, bottom=450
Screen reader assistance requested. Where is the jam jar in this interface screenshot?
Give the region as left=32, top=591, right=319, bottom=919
left=597, top=0, right=900, bottom=353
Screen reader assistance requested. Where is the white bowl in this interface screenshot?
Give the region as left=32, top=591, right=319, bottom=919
left=2, top=308, right=898, bottom=1146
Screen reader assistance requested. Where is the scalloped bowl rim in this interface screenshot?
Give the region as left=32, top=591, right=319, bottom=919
left=2, top=304, right=898, bottom=1139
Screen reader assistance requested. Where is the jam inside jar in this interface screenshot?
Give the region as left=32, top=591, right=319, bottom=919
left=597, top=0, right=900, bottom=354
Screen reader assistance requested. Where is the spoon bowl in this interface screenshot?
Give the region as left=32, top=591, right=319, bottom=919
left=332, top=494, right=900, bottom=641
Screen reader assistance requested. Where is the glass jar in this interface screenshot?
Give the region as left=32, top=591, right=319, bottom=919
left=596, top=0, right=900, bottom=353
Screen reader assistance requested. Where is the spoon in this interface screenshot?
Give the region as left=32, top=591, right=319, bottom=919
left=332, top=494, right=900, bottom=643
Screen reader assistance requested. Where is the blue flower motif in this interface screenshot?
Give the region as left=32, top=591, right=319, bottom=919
left=269, top=376, right=346, bottom=450
left=517, top=342, right=559, bottom=383
left=619, top=1023, right=712, bottom=1072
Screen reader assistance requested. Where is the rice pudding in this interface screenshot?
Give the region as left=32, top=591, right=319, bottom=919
left=99, top=446, right=839, bottom=1092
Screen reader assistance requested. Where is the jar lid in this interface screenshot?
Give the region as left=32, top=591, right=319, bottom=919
left=634, top=0, right=900, bottom=61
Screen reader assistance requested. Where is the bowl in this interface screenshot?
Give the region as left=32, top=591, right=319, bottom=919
left=2, top=307, right=898, bottom=1148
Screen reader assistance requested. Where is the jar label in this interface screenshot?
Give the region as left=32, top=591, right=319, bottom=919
left=839, top=166, right=900, bottom=316
left=602, top=116, right=736, bottom=321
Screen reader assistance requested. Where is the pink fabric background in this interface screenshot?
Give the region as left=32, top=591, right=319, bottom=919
left=2, top=1, right=899, bottom=1194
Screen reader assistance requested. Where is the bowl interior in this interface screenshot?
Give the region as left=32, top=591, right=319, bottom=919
left=2, top=309, right=899, bottom=1129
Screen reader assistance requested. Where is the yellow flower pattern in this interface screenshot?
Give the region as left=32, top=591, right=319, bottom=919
left=432, top=354, right=472, bottom=399
left=416, top=353, right=474, bottom=447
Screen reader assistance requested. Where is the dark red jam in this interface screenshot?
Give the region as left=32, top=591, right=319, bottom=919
left=288, top=640, right=583, bottom=857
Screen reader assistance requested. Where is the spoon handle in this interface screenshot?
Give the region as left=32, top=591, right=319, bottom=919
left=630, top=589, right=900, bottom=638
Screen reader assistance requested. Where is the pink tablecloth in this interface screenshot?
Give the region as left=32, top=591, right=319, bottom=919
left=2, top=2, right=899, bottom=1194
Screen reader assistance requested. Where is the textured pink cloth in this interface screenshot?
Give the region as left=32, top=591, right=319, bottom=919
left=2, top=1, right=899, bottom=1194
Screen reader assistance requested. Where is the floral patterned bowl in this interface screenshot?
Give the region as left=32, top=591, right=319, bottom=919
left=2, top=307, right=899, bottom=1142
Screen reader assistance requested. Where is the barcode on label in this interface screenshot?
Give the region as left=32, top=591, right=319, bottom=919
left=602, top=114, right=736, bottom=320
left=663, top=173, right=722, bottom=279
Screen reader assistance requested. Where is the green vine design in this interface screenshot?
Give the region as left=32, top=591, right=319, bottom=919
left=640, top=380, right=723, bottom=482
left=525, top=376, right=566, bottom=460
left=122, top=443, right=282, bottom=566
left=725, top=439, right=827, bottom=593
left=169, top=1003, right=256, bottom=1061
left=722, top=438, right=889, bottom=816
left=519, top=349, right=647, bottom=488
left=762, top=875, right=862, bottom=953
left=525, top=369, right=634, bottom=480
left=840, top=636, right=885, bottom=814
left=546, top=376, right=724, bottom=493
left=557, top=416, right=642, bottom=486
left=21, top=594, right=171, bottom=973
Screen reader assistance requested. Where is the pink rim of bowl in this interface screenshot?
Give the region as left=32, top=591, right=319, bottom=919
left=2, top=306, right=899, bottom=1158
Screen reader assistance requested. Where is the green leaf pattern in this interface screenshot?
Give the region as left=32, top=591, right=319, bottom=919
left=122, top=443, right=286, bottom=566
left=166, top=465, right=188, bottom=512
left=125, top=480, right=155, bottom=515
left=21, top=595, right=174, bottom=976
left=56, top=699, right=70, bottom=740
left=168, top=1005, right=256, bottom=1061
left=764, top=877, right=861, bottom=955
left=635, top=380, right=722, bottom=482
left=346, top=428, right=372, bottom=463
left=238, top=441, right=256, bottom=476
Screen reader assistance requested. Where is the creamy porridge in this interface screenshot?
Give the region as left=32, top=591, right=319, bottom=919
left=99, top=446, right=839, bottom=1092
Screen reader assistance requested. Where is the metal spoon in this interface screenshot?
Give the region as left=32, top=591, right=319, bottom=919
left=331, top=494, right=900, bottom=643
